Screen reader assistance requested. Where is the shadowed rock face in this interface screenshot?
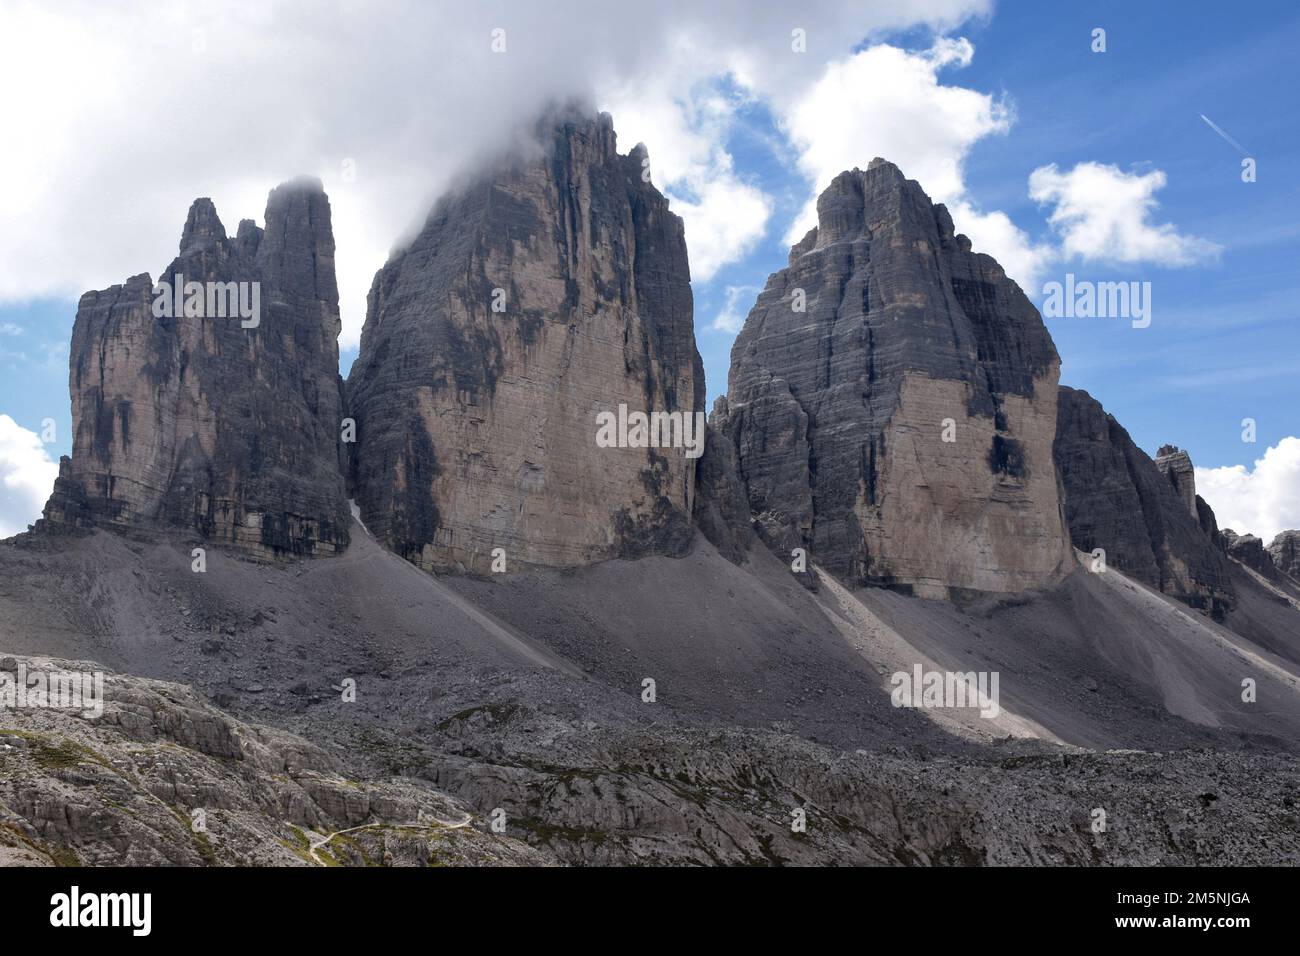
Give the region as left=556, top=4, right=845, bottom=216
left=346, top=109, right=703, bottom=573
left=41, top=180, right=351, bottom=558
left=1054, top=387, right=1233, bottom=617
left=692, top=397, right=753, bottom=565
left=722, top=160, right=1071, bottom=597
left=1268, top=530, right=1300, bottom=581
left=1222, top=529, right=1284, bottom=582
left=1154, top=445, right=1198, bottom=518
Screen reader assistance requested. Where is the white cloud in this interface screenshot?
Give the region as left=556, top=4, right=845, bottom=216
left=602, top=80, right=770, bottom=282
left=1195, top=437, right=1300, bottom=543
left=0, top=323, right=22, bottom=336
left=660, top=159, right=772, bottom=283
left=0, top=0, right=989, bottom=348
left=710, top=285, right=762, bottom=334
left=0, top=415, right=58, bottom=539
left=1028, top=162, right=1222, bottom=266
left=946, top=201, right=1055, bottom=293
left=777, top=38, right=1052, bottom=292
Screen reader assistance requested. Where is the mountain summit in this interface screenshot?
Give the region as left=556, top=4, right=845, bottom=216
left=716, top=160, right=1072, bottom=597
left=345, top=109, right=704, bottom=573
left=40, top=179, right=350, bottom=557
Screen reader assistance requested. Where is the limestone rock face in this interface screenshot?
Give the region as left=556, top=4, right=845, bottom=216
left=1054, top=387, right=1234, bottom=616
left=1222, top=530, right=1283, bottom=581
left=43, top=180, right=350, bottom=557
left=1154, top=445, right=1198, bottom=518
left=346, top=109, right=704, bottom=572
left=691, top=397, right=753, bottom=565
left=1268, top=530, right=1300, bottom=580
left=723, top=160, right=1071, bottom=597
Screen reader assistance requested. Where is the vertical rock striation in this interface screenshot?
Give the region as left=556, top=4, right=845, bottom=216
left=1154, top=445, right=1199, bottom=519
left=41, top=180, right=350, bottom=557
left=345, top=108, right=704, bottom=573
left=691, top=397, right=753, bottom=565
left=723, top=160, right=1071, bottom=597
left=1054, top=387, right=1233, bottom=616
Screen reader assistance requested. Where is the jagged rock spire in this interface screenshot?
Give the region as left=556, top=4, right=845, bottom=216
left=345, top=108, right=703, bottom=572
left=42, top=181, right=350, bottom=558
left=719, top=160, right=1070, bottom=597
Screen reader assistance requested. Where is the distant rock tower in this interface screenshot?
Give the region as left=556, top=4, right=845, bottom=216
left=1154, top=445, right=1198, bottom=519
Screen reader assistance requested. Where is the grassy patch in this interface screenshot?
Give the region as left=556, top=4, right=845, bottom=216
left=325, top=832, right=375, bottom=867
left=1, top=826, right=83, bottom=868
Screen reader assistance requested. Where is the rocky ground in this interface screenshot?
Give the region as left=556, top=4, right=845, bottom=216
left=2, top=525, right=1298, bottom=866
left=3, top=653, right=1296, bottom=867
left=0, top=655, right=547, bottom=866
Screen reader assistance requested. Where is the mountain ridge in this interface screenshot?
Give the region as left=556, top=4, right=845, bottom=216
left=7, top=107, right=1299, bottom=867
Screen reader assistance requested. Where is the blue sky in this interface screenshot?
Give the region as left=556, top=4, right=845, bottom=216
left=687, top=1, right=1299, bottom=468
left=1, top=0, right=1297, bottom=538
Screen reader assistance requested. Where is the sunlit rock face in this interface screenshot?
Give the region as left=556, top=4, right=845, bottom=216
left=723, top=160, right=1071, bottom=598
left=346, top=108, right=704, bottom=573
left=43, top=180, right=351, bottom=558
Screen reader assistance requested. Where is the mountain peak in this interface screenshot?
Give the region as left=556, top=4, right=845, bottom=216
left=722, top=154, right=1069, bottom=596
left=44, top=182, right=349, bottom=557
left=345, top=108, right=701, bottom=573
left=179, top=197, right=226, bottom=254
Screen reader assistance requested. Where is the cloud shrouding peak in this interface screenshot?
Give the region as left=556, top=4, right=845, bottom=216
left=784, top=38, right=1003, bottom=217
left=1195, top=437, right=1300, bottom=545
left=0, top=415, right=58, bottom=539
left=1029, top=162, right=1222, bottom=267
left=0, top=0, right=991, bottom=349
left=601, top=82, right=771, bottom=283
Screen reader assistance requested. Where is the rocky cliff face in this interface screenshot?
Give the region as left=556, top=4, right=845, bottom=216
left=346, top=109, right=703, bottom=573
left=1154, top=445, right=1198, bottom=518
left=722, top=160, right=1071, bottom=597
left=41, top=180, right=350, bottom=558
left=691, top=397, right=753, bottom=565
left=1268, top=530, right=1300, bottom=581
left=1222, top=529, right=1284, bottom=582
left=1053, top=387, right=1233, bottom=616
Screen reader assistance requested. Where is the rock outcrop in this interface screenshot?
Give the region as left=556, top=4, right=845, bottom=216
left=1222, top=529, right=1283, bottom=582
left=0, top=655, right=548, bottom=866
left=40, top=180, right=350, bottom=558
left=722, top=160, right=1071, bottom=597
left=346, top=108, right=704, bottom=573
left=1154, top=445, right=1198, bottom=518
left=691, top=397, right=753, bottom=565
left=1054, top=387, right=1234, bottom=616
left=1268, top=530, right=1300, bottom=581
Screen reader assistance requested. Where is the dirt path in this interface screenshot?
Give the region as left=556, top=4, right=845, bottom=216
left=306, top=812, right=473, bottom=865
